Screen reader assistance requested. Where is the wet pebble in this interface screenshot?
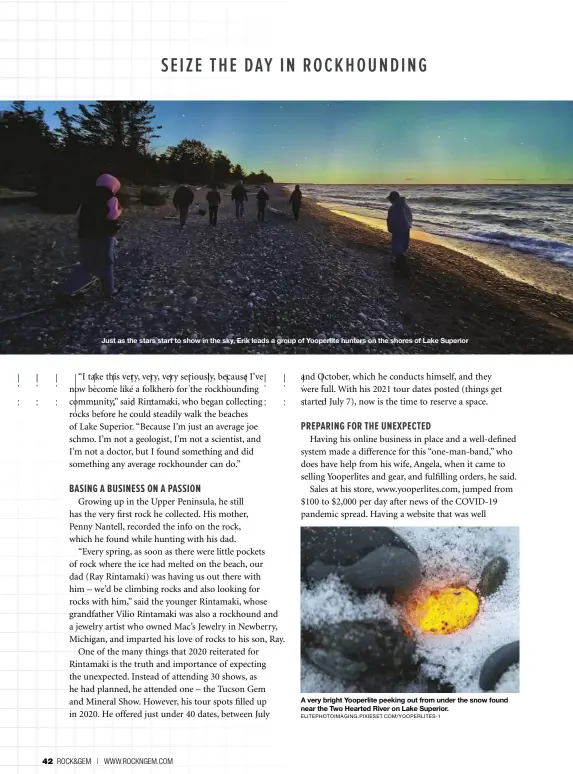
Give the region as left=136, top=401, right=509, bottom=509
left=302, top=619, right=417, bottom=689
left=479, top=641, right=520, bottom=691
left=302, top=527, right=421, bottom=596
left=477, top=556, right=509, bottom=598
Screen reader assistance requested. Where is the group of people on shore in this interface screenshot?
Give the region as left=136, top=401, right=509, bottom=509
left=173, top=180, right=303, bottom=229
left=58, top=174, right=412, bottom=298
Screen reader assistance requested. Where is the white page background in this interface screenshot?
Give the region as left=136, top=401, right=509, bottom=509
left=0, top=0, right=571, bottom=100
left=0, top=0, right=571, bottom=772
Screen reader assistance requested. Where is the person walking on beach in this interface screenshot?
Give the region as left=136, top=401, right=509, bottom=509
left=231, top=179, right=248, bottom=218
left=256, top=185, right=270, bottom=222
left=289, top=184, right=302, bottom=221
left=173, top=184, right=195, bottom=230
left=206, top=184, right=221, bottom=227
left=386, top=190, right=413, bottom=277
left=58, top=173, right=122, bottom=298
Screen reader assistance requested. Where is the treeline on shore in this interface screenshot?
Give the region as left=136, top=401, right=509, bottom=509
left=0, top=101, right=274, bottom=212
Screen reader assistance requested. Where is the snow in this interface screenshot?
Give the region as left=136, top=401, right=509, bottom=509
left=301, top=527, right=519, bottom=693
left=301, top=574, right=399, bottom=629
left=300, top=575, right=401, bottom=693
left=495, top=663, right=519, bottom=693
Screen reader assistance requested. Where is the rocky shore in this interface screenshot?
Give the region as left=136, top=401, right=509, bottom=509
left=1, top=184, right=571, bottom=354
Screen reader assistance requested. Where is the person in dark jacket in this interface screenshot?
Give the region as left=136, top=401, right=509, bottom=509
left=289, top=184, right=302, bottom=221
left=206, top=184, right=222, bottom=226
left=231, top=180, right=248, bottom=218
left=256, top=186, right=270, bottom=222
left=59, top=173, right=122, bottom=297
left=173, top=184, right=195, bottom=229
left=386, top=190, right=413, bottom=276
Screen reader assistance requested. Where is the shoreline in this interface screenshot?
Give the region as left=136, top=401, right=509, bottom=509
left=282, top=186, right=573, bottom=351
left=0, top=183, right=572, bottom=354
left=313, top=202, right=573, bottom=303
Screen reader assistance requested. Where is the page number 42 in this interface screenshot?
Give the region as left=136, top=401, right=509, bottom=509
left=42, top=760, right=54, bottom=765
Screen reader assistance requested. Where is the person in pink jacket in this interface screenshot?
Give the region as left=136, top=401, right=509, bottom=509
left=59, top=174, right=123, bottom=297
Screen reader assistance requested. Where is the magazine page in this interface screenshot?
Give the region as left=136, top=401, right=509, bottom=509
left=0, top=1, right=570, bottom=772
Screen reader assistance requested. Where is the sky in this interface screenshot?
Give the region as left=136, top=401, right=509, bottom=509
left=2, top=101, right=573, bottom=184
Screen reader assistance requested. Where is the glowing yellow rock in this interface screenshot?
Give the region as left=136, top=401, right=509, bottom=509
left=407, top=587, right=479, bottom=635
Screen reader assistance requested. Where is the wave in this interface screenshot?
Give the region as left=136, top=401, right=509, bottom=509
left=409, top=195, right=471, bottom=206
left=308, top=184, right=573, bottom=268
left=416, top=211, right=534, bottom=228
left=427, top=227, right=573, bottom=266
left=408, top=195, right=547, bottom=211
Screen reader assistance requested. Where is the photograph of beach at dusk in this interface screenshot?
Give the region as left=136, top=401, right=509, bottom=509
left=1, top=100, right=572, bottom=354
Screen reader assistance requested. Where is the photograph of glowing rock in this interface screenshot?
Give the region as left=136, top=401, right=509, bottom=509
left=301, top=527, right=519, bottom=693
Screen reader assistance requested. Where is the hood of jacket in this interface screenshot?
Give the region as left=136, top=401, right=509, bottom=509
left=96, top=174, right=121, bottom=195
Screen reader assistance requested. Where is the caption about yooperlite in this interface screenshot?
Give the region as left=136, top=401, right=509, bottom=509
left=301, top=695, right=509, bottom=719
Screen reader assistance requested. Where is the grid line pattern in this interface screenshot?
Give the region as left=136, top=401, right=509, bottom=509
left=0, top=1, right=285, bottom=99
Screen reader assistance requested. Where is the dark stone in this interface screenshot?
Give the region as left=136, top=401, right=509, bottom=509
left=479, top=641, right=520, bottom=691
left=301, top=527, right=415, bottom=567
left=426, top=677, right=456, bottom=693
left=302, top=619, right=417, bottom=690
left=301, top=527, right=421, bottom=595
left=477, top=557, right=509, bottom=598
left=307, top=546, right=421, bottom=596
